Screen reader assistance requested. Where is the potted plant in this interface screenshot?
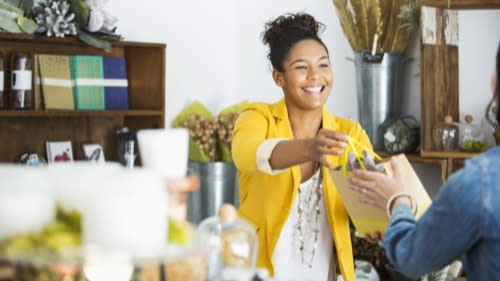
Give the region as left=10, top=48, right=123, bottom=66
left=331, top=0, right=420, bottom=149
left=172, top=101, right=248, bottom=223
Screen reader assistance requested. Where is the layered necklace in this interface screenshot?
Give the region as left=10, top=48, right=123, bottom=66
left=296, top=162, right=322, bottom=268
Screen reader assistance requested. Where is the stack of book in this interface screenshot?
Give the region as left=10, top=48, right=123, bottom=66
left=34, top=54, right=129, bottom=110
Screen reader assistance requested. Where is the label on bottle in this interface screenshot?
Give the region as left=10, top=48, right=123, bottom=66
left=0, top=71, right=4, bottom=91
left=11, top=70, right=32, bottom=90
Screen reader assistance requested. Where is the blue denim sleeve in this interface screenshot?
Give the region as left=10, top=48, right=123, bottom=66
left=381, top=167, right=481, bottom=279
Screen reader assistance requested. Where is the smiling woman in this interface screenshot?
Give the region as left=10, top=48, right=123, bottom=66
left=231, top=12, right=374, bottom=281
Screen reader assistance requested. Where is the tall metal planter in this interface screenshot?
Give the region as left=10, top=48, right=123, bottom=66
left=354, top=52, right=404, bottom=149
left=187, top=161, right=238, bottom=224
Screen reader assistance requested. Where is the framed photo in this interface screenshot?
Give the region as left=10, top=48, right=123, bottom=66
left=83, top=144, right=105, bottom=163
left=46, top=141, right=73, bottom=163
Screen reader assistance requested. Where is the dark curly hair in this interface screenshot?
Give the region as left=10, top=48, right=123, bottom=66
left=262, top=13, right=328, bottom=72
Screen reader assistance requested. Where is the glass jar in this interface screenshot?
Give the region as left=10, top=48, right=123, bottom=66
left=0, top=52, right=5, bottom=109
left=198, top=204, right=258, bottom=281
left=459, top=114, right=492, bottom=152
left=379, top=116, right=420, bottom=154
left=432, top=115, right=459, bottom=151
left=10, top=52, right=33, bottom=109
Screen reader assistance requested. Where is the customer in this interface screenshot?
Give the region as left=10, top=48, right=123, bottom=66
left=347, top=43, right=500, bottom=280
left=231, top=13, right=372, bottom=281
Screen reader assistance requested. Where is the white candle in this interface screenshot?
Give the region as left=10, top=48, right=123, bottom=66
left=137, top=128, right=189, bottom=179
left=82, top=168, right=168, bottom=258
left=0, top=165, right=54, bottom=240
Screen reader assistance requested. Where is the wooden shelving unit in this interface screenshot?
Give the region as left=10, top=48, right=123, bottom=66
left=423, top=0, right=500, bottom=9
left=0, top=33, right=166, bottom=162
left=419, top=0, right=500, bottom=181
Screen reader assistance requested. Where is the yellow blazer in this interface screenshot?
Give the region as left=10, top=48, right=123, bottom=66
left=231, top=99, right=371, bottom=281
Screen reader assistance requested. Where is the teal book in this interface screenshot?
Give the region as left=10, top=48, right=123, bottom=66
left=69, top=55, right=105, bottom=110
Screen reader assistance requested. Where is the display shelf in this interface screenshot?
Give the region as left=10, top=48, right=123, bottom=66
left=422, top=0, right=500, bottom=9
left=0, top=110, right=164, bottom=117
left=0, top=33, right=166, bottom=162
left=420, top=150, right=477, bottom=159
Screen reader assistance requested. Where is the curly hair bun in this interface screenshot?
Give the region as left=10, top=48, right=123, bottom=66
left=261, top=13, right=327, bottom=71
left=262, top=13, right=324, bottom=47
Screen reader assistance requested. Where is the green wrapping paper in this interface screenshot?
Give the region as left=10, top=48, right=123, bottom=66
left=173, top=100, right=248, bottom=162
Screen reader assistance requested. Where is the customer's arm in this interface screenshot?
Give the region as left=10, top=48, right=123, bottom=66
left=382, top=167, right=481, bottom=279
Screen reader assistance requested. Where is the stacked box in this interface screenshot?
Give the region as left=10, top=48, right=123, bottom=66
left=70, top=55, right=105, bottom=110
left=103, top=56, right=129, bottom=109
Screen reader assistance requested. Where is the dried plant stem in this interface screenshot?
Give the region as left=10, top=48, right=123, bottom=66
left=332, top=0, right=413, bottom=53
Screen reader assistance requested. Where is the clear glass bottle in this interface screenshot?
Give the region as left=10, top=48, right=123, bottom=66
left=198, top=204, right=258, bottom=281
left=10, top=52, right=33, bottom=109
left=432, top=115, right=459, bottom=151
left=0, top=52, right=5, bottom=109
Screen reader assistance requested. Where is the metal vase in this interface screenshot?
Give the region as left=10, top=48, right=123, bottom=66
left=187, top=161, right=238, bottom=224
left=354, top=51, right=404, bottom=149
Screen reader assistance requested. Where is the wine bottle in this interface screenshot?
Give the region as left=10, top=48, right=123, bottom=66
left=0, top=52, right=5, bottom=109
left=10, top=52, right=33, bottom=109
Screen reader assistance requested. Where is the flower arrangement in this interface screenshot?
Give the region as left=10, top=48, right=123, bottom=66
left=172, top=101, right=248, bottom=163
left=0, top=0, right=120, bottom=51
left=332, top=0, right=419, bottom=53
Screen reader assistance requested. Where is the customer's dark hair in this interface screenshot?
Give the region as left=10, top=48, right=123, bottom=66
left=496, top=42, right=500, bottom=124
left=262, top=13, right=328, bottom=72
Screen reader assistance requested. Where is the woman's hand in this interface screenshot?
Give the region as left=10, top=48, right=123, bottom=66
left=308, top=128, right=347, bottom=169
left=347, top=157, right=408, bottom=210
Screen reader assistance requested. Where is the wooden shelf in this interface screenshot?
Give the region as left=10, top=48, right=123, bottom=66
left=423, top=0, right=500, bottom=9
left=420, top=150, right=478, bottom=159
left=0, top=33, right=166, bottom=162
left=0, top=110, right=164, bottom=117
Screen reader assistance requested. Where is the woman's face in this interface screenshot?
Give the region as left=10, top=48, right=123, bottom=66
left=274, top=39, right=333, bottom=112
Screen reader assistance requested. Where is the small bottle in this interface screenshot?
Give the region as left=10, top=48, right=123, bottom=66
left=10, top=52, right=33, bottom=109
left=0, top=52, right=5, bottom=109
left=432, top=115, right=459, bottom=151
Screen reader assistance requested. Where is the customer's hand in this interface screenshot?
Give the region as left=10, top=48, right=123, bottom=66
left=347, top=157, right=408, bottom=210
left=364, top=231, right=382, bottom=244
left=308, top=129, right=347, bottom=169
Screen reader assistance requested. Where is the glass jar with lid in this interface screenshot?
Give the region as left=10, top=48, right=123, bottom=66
left=198, top=204, right=258, bottom=281
left=459, top=114, right=492, bottom=152
left=432, top=115, right=459, bottom=151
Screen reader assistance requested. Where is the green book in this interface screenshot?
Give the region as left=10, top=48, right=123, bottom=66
left=69, top=55, right=105, bottom=110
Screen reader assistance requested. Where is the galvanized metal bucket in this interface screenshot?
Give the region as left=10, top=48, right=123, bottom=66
left=187, top=161, right=238, bottom=224
left=354, top=51, right=404, bottom=149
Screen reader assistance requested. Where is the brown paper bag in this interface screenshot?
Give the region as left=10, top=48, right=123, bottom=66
left=330, top=154, right=432, bottom=234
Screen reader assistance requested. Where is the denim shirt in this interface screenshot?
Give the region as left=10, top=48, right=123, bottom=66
left=382, top=146, right=500, bottom=280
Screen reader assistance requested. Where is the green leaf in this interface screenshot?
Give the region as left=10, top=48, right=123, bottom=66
left=218, top=100, right=249, bottom=116
left=218, top=142, right=232, bottom=162
left=188, top=138, right=210, bottom=163
left=78, top=31, right=112, bottom=52
left=15, top=0, right=33, bottom=16
left=0, top=9, right=22, bottom=33
left=172, top=101, right=213, bottom=127
left=17, top=15, right=37, bottom=34
left=69, top=0, right=89, bottom=29
left=0, top=0, right=24, bottom=15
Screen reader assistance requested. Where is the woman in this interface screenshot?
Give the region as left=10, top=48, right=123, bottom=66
left=231, top=13, right=372, bottom=281
left=348, top=43, right=500, bottom=280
